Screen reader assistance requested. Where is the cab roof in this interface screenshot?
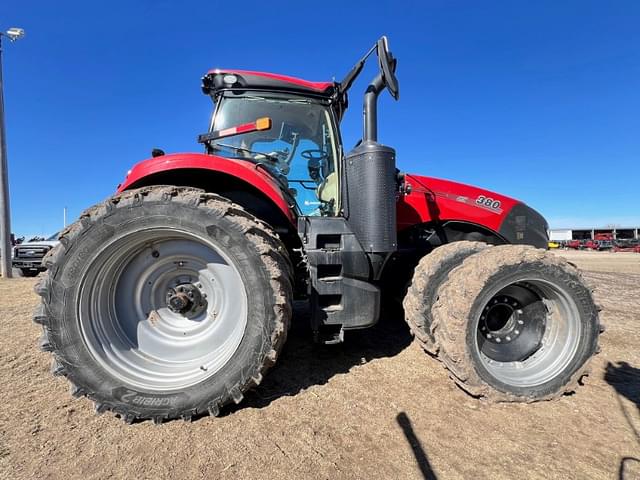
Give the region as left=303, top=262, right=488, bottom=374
left=202, top=69, right=337, bottom=97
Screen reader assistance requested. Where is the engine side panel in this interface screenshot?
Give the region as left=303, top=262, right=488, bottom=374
left=398, top=174, right=518, bottom=232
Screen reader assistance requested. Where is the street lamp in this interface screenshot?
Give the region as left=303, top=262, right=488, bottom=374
left=0, top=27, right=25, bottom=278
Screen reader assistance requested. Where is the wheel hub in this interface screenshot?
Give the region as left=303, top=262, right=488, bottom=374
left=165, top=283, right=207, bottom=317
left=480, top=296, right=524, bottom=344
left=477, top=287, right=548, bottom=363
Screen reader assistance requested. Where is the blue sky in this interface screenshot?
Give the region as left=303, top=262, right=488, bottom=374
left=3, top=0, right=639, bottom=235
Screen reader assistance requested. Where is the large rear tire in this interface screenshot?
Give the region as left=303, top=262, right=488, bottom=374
left=34, top=186, right=292, bottom=423
left=431, top=245, right=601, bottom=402
left=403, top=241, right=489, bottom=354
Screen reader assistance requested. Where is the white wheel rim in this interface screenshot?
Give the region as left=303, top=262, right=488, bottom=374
left=78, top=228, right=248, bottom=391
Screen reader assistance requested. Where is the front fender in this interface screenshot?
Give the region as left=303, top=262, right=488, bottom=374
left=117, top=152, right=296, bottom=225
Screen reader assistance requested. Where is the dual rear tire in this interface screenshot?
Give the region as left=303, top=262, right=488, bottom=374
left=404, top=242, right=601, bottom=401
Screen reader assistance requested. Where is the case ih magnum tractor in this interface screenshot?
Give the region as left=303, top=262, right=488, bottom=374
left=35, top=37, right=600, bottom=423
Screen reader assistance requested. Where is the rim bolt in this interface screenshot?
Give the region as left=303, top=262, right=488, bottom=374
left=486, top=333, right=492, bottom=339
left=517, top=319, right=524, bottom=325
left=481, top=326, right=486, bottom=331
left=517, top=309, right=523, bottom=314
left=506, top=336, right=511, bottom=341
left=495, top=338, right=502, bottom=343
left=515, top=330, right=520, bottom=335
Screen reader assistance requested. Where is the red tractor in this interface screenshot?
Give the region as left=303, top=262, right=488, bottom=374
left=35, top=37, right=600, bottom=423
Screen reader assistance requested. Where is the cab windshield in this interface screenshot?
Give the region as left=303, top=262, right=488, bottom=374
left=210, top=93, right=340, bottom=216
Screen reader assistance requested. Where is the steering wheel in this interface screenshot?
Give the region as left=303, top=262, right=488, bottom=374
left=301, top=149, right=328, bottom=183
left=300, top=149, right=328, bottom=161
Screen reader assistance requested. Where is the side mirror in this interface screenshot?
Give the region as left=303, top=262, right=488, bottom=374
left=377, top=36, right=399, bottom=100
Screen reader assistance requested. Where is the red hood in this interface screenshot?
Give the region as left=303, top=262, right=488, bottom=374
left=397, top=174, right=521, bottom=232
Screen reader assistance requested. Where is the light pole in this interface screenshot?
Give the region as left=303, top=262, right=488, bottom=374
left=0, top=27, right=25, bottom=278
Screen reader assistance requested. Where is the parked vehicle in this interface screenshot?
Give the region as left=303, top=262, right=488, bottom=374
left=597, top=240, right=613, bottom=251
left=12, top=233, right=60, bottom=277
left=582, top=240, right=612, bottom=251
left=613, top=239, right=640, bottom=253
left=566, top=240, right=582, bottom=249
left=594, top=233, right=613, bottom=241
left=34, top=37, right=601, bottom=423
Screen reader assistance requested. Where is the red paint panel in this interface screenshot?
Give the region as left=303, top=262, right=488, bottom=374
left=397, top=174, right=520, bottom=233
left=208, top=69, right=334, bottom=93
left=117, top=153, right=296, bottom=224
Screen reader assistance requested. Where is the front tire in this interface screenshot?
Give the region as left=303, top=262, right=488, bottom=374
left=403, top=241, right=489, bottom=354
left=34, top=186, right=292, bottom=423
left=431, top=245, right=600, bottom=402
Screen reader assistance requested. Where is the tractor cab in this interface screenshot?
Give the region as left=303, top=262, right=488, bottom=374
left=200, top=71, right=343, bottom=216
left=199, top=36, right=399, bottom=219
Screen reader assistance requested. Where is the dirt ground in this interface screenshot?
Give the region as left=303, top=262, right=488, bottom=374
left=1, top=250, right=639, bottom=480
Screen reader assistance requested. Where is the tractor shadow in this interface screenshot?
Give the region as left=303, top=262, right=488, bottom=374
left=605, top=361, right=640, bottom=416
left=229, top=299, right=413, bottom=412
left=604, top=361, right=640, bottom=480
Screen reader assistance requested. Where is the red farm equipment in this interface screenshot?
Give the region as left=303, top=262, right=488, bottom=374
left=613, top=239, right=640, bottom=253
left=35, top=37, right=601, bottom=423
left=566, top=239, right=581, bottom=249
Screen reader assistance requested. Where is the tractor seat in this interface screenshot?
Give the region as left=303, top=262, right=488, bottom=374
left=317, top=172, right=338, bottom=214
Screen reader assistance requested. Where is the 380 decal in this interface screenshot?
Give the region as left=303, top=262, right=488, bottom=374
left=475, top=195, right=502, bottom=212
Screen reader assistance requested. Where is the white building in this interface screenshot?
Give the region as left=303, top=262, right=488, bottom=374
left=548, top=227, right=639, bottom=241
left=548, top=229, right=572, bottom=241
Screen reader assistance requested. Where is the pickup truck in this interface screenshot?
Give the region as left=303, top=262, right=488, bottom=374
left=12, top=233, right=60, bottom=277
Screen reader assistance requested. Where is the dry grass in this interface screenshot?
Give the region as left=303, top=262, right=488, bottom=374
left=1, top=250, right=639, bottom=479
